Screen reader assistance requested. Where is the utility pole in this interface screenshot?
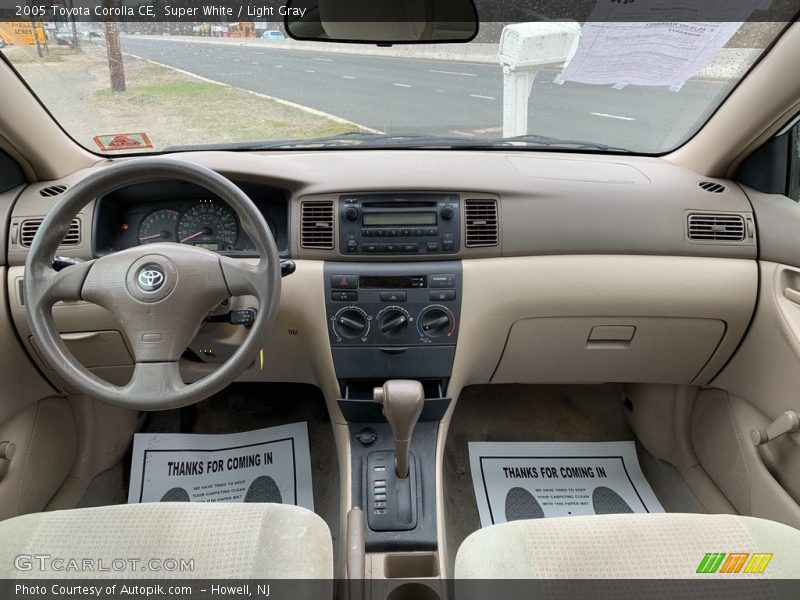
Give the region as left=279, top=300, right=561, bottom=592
left=69, top=0, right=78, bottom=48
left=103, top=0, right=126, bottom=92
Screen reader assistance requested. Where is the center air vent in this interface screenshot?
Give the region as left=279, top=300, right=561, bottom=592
left=20, top=218, right=81, bottom=248
left=698, top=181, right=726, bottom=194
left=687, top=213, right=745, bottom=242
left=465, top=199, right=498, bottom=248
left=39, top=184, right=68, bottom=197
left=300, top=200, right=334, bottom=249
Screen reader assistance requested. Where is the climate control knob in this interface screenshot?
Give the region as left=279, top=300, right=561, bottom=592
left=418, top=306, right=455, bottom=339
left=333, top=307, right=369, bottom=339
left=378, top=307, right=411, bottom=337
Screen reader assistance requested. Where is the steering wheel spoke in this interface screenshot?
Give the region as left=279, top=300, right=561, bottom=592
left=219, top=255, right=265, bottom=297
left=40, top=260, right=95, bottom=304
left=124, top=361, right=187, bottom=400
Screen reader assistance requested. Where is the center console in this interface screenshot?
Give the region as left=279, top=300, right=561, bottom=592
left=324, top=261, right=461, bottom=553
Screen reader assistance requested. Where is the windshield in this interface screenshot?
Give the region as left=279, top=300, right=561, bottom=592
left=0, top=5, right=791, bottom=155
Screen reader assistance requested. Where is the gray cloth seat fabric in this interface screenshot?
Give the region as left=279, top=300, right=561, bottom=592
left=455, top=513, right=800, bottom=578
left=0, top=502, right=333, bottom=579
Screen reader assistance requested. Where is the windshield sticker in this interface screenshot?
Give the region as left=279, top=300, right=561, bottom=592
left=93, top=132, right=153, bottom=152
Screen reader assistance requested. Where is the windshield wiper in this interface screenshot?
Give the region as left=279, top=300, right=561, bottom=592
left=485, top=134, right=633, bottom=153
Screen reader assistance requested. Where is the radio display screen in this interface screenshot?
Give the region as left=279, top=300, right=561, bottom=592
left=362, top=212, right=437, bottom=226
left=359, top=275, right=427, bottom=289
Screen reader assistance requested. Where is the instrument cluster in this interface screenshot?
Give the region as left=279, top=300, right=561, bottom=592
left=93, top=180, right=289, bottom=257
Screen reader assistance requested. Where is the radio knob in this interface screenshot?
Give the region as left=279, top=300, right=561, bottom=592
left=440, top=206, right=455, bottom=220
left=379, top=308, right=410, bottom=337
left=343, top=206, right=359, bottom=222
left=335, top=308, right=368, bottom=338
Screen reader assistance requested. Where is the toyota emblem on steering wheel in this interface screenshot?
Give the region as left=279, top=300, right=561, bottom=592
left=137, top=265, right=166, bottom=292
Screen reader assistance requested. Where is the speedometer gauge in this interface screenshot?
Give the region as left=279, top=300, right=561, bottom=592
left=177, top=200, right=239, bottom=251
left=138, top=209, right=179, bottom=244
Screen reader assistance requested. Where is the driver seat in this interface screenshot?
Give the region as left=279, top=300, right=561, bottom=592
left=0, top=502, right=333, bottom=579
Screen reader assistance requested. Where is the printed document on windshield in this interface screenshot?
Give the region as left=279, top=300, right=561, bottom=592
left=560, top=0, right=766, bottom=86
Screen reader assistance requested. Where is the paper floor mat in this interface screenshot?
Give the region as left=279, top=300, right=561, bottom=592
left=128, top=421, right=313, bottom=510
left=469, top=441, right=663, bottom=527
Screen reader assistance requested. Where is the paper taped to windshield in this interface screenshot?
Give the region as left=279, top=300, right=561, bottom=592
left=128, top=422, right=314, bottom=509
left=469, top=441, right=664, bottom=527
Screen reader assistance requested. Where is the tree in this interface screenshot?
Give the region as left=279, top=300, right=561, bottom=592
left=103, top=0, right=126, bottom=92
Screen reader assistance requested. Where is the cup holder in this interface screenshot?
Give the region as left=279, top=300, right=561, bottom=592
left=386, top=583, right=441, bottom=600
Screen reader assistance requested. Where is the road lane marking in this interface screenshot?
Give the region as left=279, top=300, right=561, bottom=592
left=313, top=57, right=334, bottom=62
left=470, top=94, right=496, bottom=100
left=430, top=69, right=478, bottom=77
left=304, top=69, right=316, bottom=73
left=591, top=112, right=636, bottom=121
left=343, top=75, right=356, bottom=79
left=393, top=83, right=412, bottom=88
left=275, top=65, right=284, bottom=69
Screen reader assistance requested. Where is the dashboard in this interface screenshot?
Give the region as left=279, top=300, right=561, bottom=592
left=92, top=180, right=289, bottom=257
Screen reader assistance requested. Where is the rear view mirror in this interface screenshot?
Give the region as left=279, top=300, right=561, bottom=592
left=284, top=0, right=479, bottom=45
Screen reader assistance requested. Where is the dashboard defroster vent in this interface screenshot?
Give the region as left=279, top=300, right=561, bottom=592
left=698, top=181, right=726, bottom=194
left=20, top=218, right=81, bottom=248
left=39, top=184, right=68, bottom=197
left=465, top=199, right=498, bottom=247
left=687, top=213, right=745, bottom=242
left=300, top=200, right=334, bottom=249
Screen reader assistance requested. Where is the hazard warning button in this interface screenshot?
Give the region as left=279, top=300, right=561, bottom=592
left=331, top=274, right=358, bottom=289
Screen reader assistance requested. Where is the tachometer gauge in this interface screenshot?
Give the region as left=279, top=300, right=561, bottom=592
left=138, top=209, right=179, bottom=244
left=177, top=200, right=239, bottom=251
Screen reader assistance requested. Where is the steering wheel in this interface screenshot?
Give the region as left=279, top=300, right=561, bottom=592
left=24, top=158, right=282, bottom=411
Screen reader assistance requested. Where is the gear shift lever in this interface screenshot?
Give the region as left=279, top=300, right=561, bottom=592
left=373, top=380, right=424, bottom=478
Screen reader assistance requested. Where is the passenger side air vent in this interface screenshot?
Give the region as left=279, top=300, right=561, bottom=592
left=687, top=213, right=745, bottom=242
left=39, top=184, right=68, bottom=197
left=20, top=218, right=81, bottom=248
left=300, top=200, right=334, bottom=249
left=698, top=181, right=726, bottom=194
left=465, top=199, right=498, bottom=248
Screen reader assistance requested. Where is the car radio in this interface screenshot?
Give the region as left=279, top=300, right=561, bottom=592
left=339, top=193, right=460, bottom=255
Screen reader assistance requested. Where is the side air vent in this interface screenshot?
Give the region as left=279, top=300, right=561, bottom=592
left=300, top=200, right=334, bottom=249
left=465, top=199, right=499, bottom=248
left=698, top=181, right=726, bottom=194
left=687, top=213, right=745, bottom=242
left=20, top=218, right=81, bottom=248
left=39, top=184, right=68, bottom=197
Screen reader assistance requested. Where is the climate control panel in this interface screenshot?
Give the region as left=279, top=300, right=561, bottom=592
left=324, top=262, right=461, bottom=348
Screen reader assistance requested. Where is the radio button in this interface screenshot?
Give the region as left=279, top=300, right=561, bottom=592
left=361, top=244, right=379, bottom=253
left=383, top=244, right=397, bottom=253
left=430, top=289, right=456, bottom=301
left=426, top=242, right=439, bottom=252
left=332, top=291, right=358, bottom=302
left=380, top=291, right=407, bottom=302
left=442, top=241, right=455, bottom=252
left=402, top=244, right=419, bottom=252
left=388, top=229, right=399, bottom=237
left=346, top=240, right=358, bottom=253
left=430, top=274, right=456, bottom=288
left=401, top=229, right=413, bottom=237
left=425, top=228, right=438, bottom=236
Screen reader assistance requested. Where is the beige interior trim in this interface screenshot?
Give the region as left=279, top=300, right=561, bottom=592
left=668, top=22, right=800, bottom=177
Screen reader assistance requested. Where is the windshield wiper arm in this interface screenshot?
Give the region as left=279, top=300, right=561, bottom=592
left=488, top=134, right=633, bottom=153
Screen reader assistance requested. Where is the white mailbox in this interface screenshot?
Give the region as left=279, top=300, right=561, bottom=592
left=499, top=22, right=581, bottom=71
left=499, top=22, right=581, bottom=137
